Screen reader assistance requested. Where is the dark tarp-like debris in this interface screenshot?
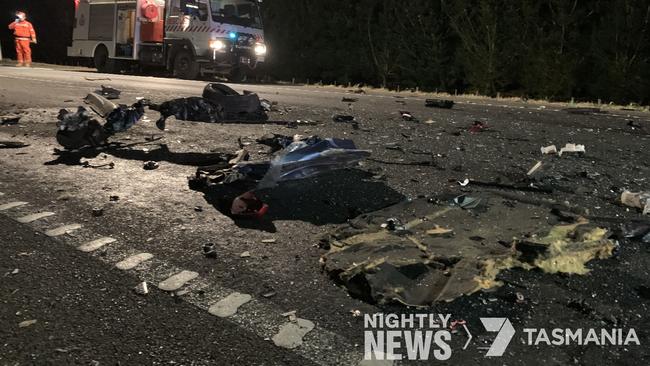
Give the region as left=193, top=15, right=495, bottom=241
left=258, top=138, right=371, bottom=188
left=203, top=83, right=268, bottom=122
left=97, top=85, right=121, bottom=100
left=189, top=135, right=371, bottom=216
left=150, top=97, right=224, bottom=130
left=322, top=193, right=616, bottom=307
left=425, top=99, right=454, bottom=109
left=150, top=83, right=269, bottom=130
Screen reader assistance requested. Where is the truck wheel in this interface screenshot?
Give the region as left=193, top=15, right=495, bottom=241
left=93, top=45, right=116, bottom=74
left=173, top=51, right=200, bottom=80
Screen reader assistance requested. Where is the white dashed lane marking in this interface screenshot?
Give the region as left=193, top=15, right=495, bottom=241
left=272, top=318, right=316, bottom=349
left=115, top=253, right=154, bottom=270
left=78, top=237, right=116, bottom=252
left=208, top=292, right=252, bottom=318
left=16, top=212, right=55, bottom=223
left=45, top=224, right=82, bottom=237
left=158, top=270, right=199, bottom=292
left=0, top=201, right=28, bottom=211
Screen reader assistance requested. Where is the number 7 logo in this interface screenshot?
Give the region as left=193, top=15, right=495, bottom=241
left=480, top=318, right=516, bottom=357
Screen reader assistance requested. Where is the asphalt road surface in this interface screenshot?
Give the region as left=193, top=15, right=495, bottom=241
left=1, top=65, right=649, bottom=365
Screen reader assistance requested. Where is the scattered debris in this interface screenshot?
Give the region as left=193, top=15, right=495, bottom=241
left=400, top=111, right=417, bottom=122
left=109, top=195, right=120, bottom=202
left=134, top=281, right=149, bottom=296
left=286, top=119, right=318, bottom=129
left=91, top=207, right=104, bottom=217
left=232, top=191, right=269, bottom=218
left=342, top=97, right=359, bottom=103
left=203, top=243, right=218, bottom=258
left=261, top=289, right=277, bottom=298
left=0, top=140, right=30, bottom=149
left=260, top=99, right=278, bottom=112
left=558, top=143, right=586, bottom=156
left=322, top=195, right=616, bottom=306
left=527, top=161, right=543, bottom=176
left=621, top=222, right=650, bottom=243
left=97, top=85, right=121, bottom=100
left=85, top=77, right=112, bottom=81
left=333, top=114, right=355, bottom=123
left=18, top=319, right=37, bottom=328
left=240, top=251, right=251, bottom=258
left=143, top=161, right=159, bottom=170
left=565, top=107, right=605, bottom=115
left=1, top=115, right=21, bottom=125
left=82, top=161, right=115, bottom=169
left=453, top=195, right=482, bottom=210
left=621, top=191, right=650, bottom=215
left=541, top=145, right=558, bottom=155
left=348, top=88, right=365, bottom=94
left=459, top=178, right=470, bottom=187
left=332, top=114, right=359, bottom=129
left=84, top=92, right=119, bottom=117
left=425, top=99, right=454, bottom=109
left=468, top=120, right=488, bottom=134
left=262, top=239, right=277, bottom=244
left=351, top=309, right=362, bottom=317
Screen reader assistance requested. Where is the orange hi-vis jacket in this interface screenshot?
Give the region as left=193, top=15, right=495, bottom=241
left=8, top=20, right=36, bottom=40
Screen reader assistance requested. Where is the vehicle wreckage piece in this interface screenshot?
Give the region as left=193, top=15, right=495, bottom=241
left=56, top=107, right=109, bottom=149
left=321, top=194, right=616, bottom=307
left=57, top=99, right=148, bottom=149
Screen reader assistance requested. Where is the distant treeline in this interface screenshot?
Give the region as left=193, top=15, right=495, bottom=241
left=262, top=0, right=650, bottom=104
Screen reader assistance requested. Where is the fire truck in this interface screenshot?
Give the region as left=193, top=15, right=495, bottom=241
left=68, top=0, right=266, bottom=81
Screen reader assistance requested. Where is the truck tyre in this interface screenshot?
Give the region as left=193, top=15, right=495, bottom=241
left=93, top=45, right=116, bottom=74
left=173, top=51, right=200, bottom=80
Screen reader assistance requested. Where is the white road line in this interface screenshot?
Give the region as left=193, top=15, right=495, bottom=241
left=0, top=201, right=28, bottom=211
left=208, top=292, right=252, bottom=318
left=16, top=212, right=55, bottom=223
left=272, top=318, right=316, bottom=349
left=78, top=237, right=116, bottom=252
left=45, top=224, right=82, bottom=237
left=115, top=253, right=154, bottom=270
left=158, top=270, right=199, bottom=292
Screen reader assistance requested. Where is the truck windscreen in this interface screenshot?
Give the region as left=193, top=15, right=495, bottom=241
left=210, top=0, right=262, bottom=29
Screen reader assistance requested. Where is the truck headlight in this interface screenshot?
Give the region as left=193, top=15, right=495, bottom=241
left=254, top=43, right=267, bottom=56
left=209, top=39, right=226, bottom=51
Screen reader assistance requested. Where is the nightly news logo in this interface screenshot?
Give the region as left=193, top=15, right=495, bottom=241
left=364, top=314, right=641, bottom=361
left=363, top=313, right=456, bottom=361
